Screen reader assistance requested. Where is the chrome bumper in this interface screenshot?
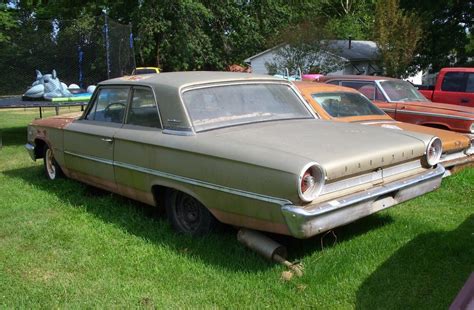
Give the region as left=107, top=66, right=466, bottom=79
left=25, top=143, right=36, bottom=161
left=281, top=165, right=445, bottom=239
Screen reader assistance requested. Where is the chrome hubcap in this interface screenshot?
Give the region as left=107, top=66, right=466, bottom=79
left=46, top=149, right=56, bottom=179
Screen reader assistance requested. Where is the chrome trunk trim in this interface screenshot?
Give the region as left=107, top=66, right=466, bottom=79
left=321, top=160, right=421, bottom=195
left=281, top=164, right=445, bottom=238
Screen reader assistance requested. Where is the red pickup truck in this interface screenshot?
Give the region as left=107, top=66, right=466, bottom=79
left=419, top=68, right=474, bottom=107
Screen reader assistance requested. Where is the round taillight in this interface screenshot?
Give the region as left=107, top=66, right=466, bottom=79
left=298, top=163, right=325, bottom=202
left=424, top=137, right=442, bottom=167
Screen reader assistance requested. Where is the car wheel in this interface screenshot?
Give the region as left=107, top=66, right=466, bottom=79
left=43, top=145, right=63, bottom=180
left=166, top=190, right=216, bottom=236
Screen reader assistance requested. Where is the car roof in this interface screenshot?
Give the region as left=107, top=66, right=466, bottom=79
left=100, top=71, right=285, bottom=89
left=318, top=75, right=398, bottom=82
left=97, top=71, right=294, bottom=134
left=293, top=81, right=360, bottom=94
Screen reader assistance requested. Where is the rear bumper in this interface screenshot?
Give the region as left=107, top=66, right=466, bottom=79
left=25, top=143, right=36, bottom=161
left=281, top=165, right=445, bottom=239
left=441, top=153, right=474, bottom=169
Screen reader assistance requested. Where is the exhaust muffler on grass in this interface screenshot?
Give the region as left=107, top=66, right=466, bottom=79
left=237, top=228, right=303, bottom=277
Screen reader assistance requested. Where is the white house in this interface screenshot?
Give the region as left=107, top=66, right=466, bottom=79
left=244, top=40, right=381, bottom=76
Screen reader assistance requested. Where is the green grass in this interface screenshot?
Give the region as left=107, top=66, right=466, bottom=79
left=0, top=108, right=473, bottom=308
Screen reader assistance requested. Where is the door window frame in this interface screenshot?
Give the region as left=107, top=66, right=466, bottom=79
left=124, top=85, right=163, bottom=129
left=80, top=85, right=132, bottom=126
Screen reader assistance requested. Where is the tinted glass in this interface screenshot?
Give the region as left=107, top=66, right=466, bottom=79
left=134, top=68, right=158, bottom=75
left=441, top=72, right=467, bottom=92
left=466, top=73, right=474, bottom=93
left=85, top=87, right=129, bottom=123
left=182, top=83, right=313, bottom=132
left=379, top=80, right=428, bottom=102
left=311, top=92, right=386, bottom=117
left=127, top=88, right=161, bottom=128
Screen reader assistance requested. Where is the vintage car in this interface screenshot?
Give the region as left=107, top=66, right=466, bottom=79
left=25, top=72, right=445, bottom=239
left=317, top=75, right=474, bottom=134
left=294, top=82, right=474, bottom=174
left=131, top=67, right=160, bottom=75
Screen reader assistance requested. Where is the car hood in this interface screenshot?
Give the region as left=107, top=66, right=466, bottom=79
left=199, top=119, right=430, bottom=181
left=399, top=101, right=474, bottom=118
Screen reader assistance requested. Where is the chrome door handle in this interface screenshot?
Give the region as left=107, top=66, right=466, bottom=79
left=101, top=138, right=113, bottom=143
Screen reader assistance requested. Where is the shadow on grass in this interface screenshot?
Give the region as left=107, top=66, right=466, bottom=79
left=4, top=165, right=394, bottom=271
left=356, top=215, right=474, bottom=309
left=0, top=126, right=27, bottom=147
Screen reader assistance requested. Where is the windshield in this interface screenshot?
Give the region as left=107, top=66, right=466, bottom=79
left=379, top=80, right=428, bottom=102
left=311, top=92, right=386, bottom=118
left=182, top=83, right=313, bottom=132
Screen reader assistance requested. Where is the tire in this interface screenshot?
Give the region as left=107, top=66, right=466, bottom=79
left=43, top=145, right=63, bottom=180
left=165, top=190, right=216, bottom=236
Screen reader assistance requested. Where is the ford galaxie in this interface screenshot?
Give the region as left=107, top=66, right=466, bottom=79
left=26, top=72, right=445, bottom=239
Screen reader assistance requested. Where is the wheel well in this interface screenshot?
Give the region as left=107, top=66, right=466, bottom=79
left=151, top=185, right=209, bottom=214
left=34, top=139, right=47, bottom=159
left=151, top=185, right=170, bottom=211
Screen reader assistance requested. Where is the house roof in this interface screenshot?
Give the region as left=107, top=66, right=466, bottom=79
left=245, top=40, right=379, bottom=63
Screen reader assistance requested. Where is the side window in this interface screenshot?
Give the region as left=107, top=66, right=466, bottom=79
left=375, top=87, right=386, bottom=101
left=341, top=81, right=377, bottom=100
left=85, top=87, right=129, bottom=123
left=441, top=72, right=467, bottom=92
left=127, top=88, right=161, bottom=128
left=327, top=80, right=340, bottom=85
left=466, top=73, right=474, bottom=93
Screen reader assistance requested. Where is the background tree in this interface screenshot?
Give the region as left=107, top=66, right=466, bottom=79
left=400, top=0, right=473, bottom=72
left=374, top=0, right=422, bottom=77
left=264, top=20, right=345, bottom=75
left=318, top=0, right=376, bottom=40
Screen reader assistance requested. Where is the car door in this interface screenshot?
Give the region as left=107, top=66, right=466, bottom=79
left=64, top=86, right=130, bottom=191
left=112, top=86, right=163, bottom=205
left=433, top=72, right=473, bottom=107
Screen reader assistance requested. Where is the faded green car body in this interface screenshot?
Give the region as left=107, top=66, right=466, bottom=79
left=26, top=72, right=445, bottom=238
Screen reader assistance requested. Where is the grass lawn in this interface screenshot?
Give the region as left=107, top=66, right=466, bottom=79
left=0, top=108, right=473, bottom=308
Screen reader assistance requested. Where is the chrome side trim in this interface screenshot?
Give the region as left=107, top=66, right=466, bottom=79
left=162, top=129, right=195, bottom=136
left=393, top=109, right=474, bottom=121
left=64, top=150, right=292, bottom=205
left=64, top=150, right=114, bottom=165
left=381, top=108, right=397, bottom=113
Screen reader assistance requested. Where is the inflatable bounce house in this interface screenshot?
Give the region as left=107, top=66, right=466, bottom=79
left=22, top=70, right=94, bottom=102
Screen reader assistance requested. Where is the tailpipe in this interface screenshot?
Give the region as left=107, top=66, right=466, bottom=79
left=237, top=228, right=303, bottom=277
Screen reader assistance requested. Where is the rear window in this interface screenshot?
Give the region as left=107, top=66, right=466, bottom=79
left=311, top=92, right=386, bottom=117
left=182, top=83, right=313, bottom=132
left=134, top=68, right=158, bottom=75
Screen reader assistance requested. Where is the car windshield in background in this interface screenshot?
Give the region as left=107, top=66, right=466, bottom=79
left=134, top=68, right=157, bottom=74
left=182, top=83, right=313, bottom=132
left=311, top=92, right=386, bottom=118
left=379, top=80, right=429, bottom=102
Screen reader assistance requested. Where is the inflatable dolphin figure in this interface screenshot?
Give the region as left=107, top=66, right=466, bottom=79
left=23, top=70, right=72, bottom=100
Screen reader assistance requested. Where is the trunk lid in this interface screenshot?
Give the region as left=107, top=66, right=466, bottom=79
left=206, top=119, right=429, bottom=181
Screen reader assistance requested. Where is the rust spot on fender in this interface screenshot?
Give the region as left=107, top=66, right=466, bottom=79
left=31, top=112, right=82, bottom=129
